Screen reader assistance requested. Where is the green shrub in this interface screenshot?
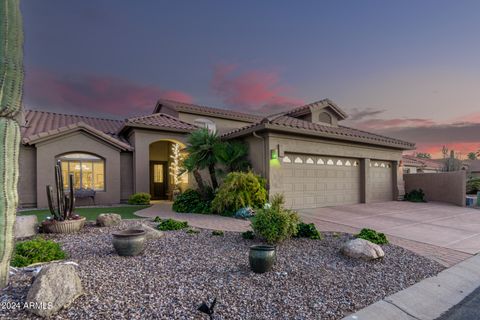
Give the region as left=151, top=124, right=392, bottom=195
left=295, top=222, right=322, bottom=240
left=467, top=178, right=480, bottom=194
left=212, top=230, right=224, bottom=236
left=157, top=218, right=188, bottom=231
left=128, top=192, right=151, bottom=205
left=242, top=230, right=255, bottom=240
left=404, top=189, right=426, bottom=202
left=356, top=228, right=389, bottom=245
left=211, top=171, right=267, bottom=215
left=252, top=194, right=300, bottom=244
left=153, top=216, right=162, bottom=223
left=186, top=228, right=200, bottom=234
left=172, top=188, right=214, bottom=214
left=11, top=238, right=66, bottom=267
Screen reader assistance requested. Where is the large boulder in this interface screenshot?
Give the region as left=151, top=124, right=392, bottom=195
left=341, top=238, right=385, bottom=260
left=141, top=223, right=164, bottom=240
left=96, top=213, right=122, bottom=227
left=26, top=264, right=83, bottom=317
left=15, top=215, right=38, bottom=239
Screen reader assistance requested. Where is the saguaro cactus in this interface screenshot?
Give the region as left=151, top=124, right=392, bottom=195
left=46, top=161, right=75, bottom=221
left=0, top=0, right=24, bottom=287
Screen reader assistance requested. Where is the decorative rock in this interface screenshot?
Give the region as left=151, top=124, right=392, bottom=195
left=15, top=215, right=38, bottom=239
left=341, top=238, right=385, bottom=260
left=96, top=213, right=122, bottom=227
left=234, top=207, right=255, bottom=219
left=26, top=264, right=83, bottom=317
left=141, top=224, right=164, bottom=240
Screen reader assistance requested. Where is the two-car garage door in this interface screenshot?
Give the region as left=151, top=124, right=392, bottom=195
left=279, top=153, right=392, bottom=209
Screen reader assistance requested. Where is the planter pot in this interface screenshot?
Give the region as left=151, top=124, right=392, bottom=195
left=42, top=217, right=86, bottom=234
left=112, top=229, right=146, bottom=256
left=249, top=245, right=276, bottom=273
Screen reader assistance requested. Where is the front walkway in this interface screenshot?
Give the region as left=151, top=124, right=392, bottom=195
left=134, top=202, right=250, bottom=232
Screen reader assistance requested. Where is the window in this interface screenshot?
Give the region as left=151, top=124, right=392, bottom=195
left=194, top=118, right=216, bottom=132
left=58, top=153, right=105, bottom=191
left=282, top=156, right=291, bottom=163
left=317, top=158, right=325, bottom=165
left=318, top=112, right=332, bottom=124
left=294, top=157, right=303, bottom=163
left=336, top=160, right=343, bottom=166
left=327, top=159, right=334, bottom=165
left=306, top=157, right=314, bottom=164
left=345, top=160, right=352, bottom=166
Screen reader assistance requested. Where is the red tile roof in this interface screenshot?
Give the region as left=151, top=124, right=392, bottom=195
left=402, top=155, right=444, bottom=169
left=123, top=112, right=199, bottom=132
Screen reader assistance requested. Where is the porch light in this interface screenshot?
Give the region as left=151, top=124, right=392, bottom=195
left=270, top=149, right=278, bottom=160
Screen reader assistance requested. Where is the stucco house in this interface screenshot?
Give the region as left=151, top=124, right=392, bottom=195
left=19, top=99, right=414, bottom=210
left=462, top=160, right=480, bottom=178
left=401, top=155, right=443, bottom=174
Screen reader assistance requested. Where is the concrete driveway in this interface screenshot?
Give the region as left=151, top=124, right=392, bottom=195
left=299, top=201, right=480, bottom=255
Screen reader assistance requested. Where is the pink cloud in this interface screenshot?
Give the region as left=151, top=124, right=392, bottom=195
left=211, top=63, right=304, bottom=113
left=24, top=68, right=193, bottom=116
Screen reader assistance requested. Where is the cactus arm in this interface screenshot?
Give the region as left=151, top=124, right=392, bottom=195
left=68, top=173, right=74, bottom=218
left=46, top=185, right=58, bottom=220
left=54, top=163, right=63, bottom=220
left=0, top=0, right=24, bottom=288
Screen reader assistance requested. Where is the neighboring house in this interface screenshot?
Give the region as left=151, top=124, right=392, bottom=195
left=462, top=160, right=480, bottom=178
left=401, top=155, right=443, bottom=174
left=19, top=98, right=414, bottom=209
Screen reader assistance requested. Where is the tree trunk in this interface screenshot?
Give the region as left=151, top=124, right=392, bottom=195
left=192, top=169, right=206, bottom=194
left=208, top=164, right=218, bottom=190
left=0, top=0, right=24, bottom=288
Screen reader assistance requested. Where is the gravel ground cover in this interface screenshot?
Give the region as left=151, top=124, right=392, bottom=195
left=1, top=220, right=444, bottom=320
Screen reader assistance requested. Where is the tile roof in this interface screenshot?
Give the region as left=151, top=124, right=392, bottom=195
left=223, top=115, right=415, bottom=150
left=402, top=155, right=444, bottom=169
left=462, top=159, right=480, bottom=172
left=123, top=112, right=199, bottom=132
left=155, top=99, right=262, bottom=123
left=283, top=99, right=348, bottom=119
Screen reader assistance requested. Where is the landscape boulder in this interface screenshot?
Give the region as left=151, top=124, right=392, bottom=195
left=15, top=215, right=38, bottom=239
left=26, top=263, right=83, bottom=317
left=96, top=213, right=122, bottom=227
left=141, top=223, right=164, bottom=240
left=341, top=238, right=385, bottom=260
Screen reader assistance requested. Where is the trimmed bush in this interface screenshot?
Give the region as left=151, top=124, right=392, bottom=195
left=252, top=194, right=300, bottom=244
left=128, top=192, right=151, bottom=205
left=356, top=228, right=389, bottom=245
left=211, top=171, right=267, bottom=216
left=467, top=178, right=480, bottom=194
left=404, top=189, right=426, bottom=202
left=296, top=222, right=322, bottom=240
left=242, top=230, right=255, bottom=240
left=12, top=238, right=66, bottom=267
left=172, top=188, right=214, bottom=214
left=157, top=218, right=188, bottom=231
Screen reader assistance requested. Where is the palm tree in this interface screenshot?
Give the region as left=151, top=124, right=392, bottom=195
left=184, top=129, right=222, bottom=190
left=181, top=155, right=207, bottom=194
left=467, top=152, right=477, bottom=160
left=216, top=140, right=250, bottom=173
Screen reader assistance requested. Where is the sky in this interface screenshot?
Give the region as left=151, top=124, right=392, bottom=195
left=21, top=0, right=480, bottom=158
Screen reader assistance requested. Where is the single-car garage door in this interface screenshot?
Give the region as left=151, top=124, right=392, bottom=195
left=369, top=160, right=393, bottom=202
left=279, top=153, right=361, bottom=209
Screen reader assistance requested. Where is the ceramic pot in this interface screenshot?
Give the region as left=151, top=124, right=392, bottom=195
left=249, top=245, right=276, bottom=273
left=42, top=217, right=86, bottom=234
left=112, top=229, right=146, bottom=256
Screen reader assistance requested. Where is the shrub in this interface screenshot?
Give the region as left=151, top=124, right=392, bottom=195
left=212, top=230, right=224, bottom=236
left=211, top=171, right=267, bottom=215
left=242, top=230, right=255, bottom=240
left=467, top=178, right=480, bottom=194
left=404, top=189, right=426, bottom=202
left=153, top=216, right=162, bottom=223
left=11, top=238, right=66, bottom=267
left=295, top=222, right=322, bottom=240
left=172, top=188, right=214, bottom=214
left=252, top=194, right=300, bottom=244
left=356, top=228, right=389, bottom=245
left=128, top=192, right=151, bottom=205
left=186, top=228, right=200, bottom=234
left=157, top=218, right=188, bottom=231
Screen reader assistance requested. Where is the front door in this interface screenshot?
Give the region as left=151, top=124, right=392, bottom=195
left=150, top=161, right=168, bottom=200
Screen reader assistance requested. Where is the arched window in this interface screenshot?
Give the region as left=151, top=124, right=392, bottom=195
left=58, top=153, right=105, bottom=191
left=318, top=112, right=332, bottom=124
left=194, top=118, right=216, bottom=132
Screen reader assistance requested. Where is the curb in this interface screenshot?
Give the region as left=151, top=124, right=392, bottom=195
left=343, top=254, right=480, bottom=320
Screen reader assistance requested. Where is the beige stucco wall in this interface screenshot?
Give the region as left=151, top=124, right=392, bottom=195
left=404, top=171, right=466, bottom=206
left=242, top=133, right=268, bottom=178
left=177, top=112, right=252, bottom=134
left=35, top=131, right=122, bottom=208
left=120, top=152, right=134, bottom=202
left=18, top=145, right=37, bottom=208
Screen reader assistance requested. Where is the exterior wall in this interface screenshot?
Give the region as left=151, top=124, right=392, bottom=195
left=266, top=132, right=403, bottom=204
left=120, top=152, right=134, bottom=202
left=404, top=171, right=466, bottom=207
left=177, top=112, right=252, bottom=134
left=18, top=145, right=37, bottom=208
left=469, top=171, right=480, bottom=179
left=242, top=133, right=268, bottom=178
left=35, top=131, right=122, bottom=208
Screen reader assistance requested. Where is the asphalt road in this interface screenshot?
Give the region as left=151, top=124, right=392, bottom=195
left=436, top=286, right=480, bottom=320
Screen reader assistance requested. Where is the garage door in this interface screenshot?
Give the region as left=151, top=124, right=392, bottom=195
left=279, top=153, right=361, bottom=209
left=368, top=160, right=393, bottom=202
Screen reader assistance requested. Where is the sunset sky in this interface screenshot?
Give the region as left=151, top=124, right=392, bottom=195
left=21, top=0, right=480, bottom=158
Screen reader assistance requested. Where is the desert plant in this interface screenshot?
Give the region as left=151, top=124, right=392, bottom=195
left=153, top=216, right=162, bottom=223
left=128, top=192, right=151, bottom=205
left=186, top=228, right=200, bottom=234
left=172, top=188, right=214, bottom=214
left=211, top=230, right=224, bottom=236
left=242, top=230, right=255, bottom=240
left=211, top=171, right=267, bottom=215
left=404, top=189, right=426, bottom=202
left=0, top=0, right=24, bottom=287
left=157, top=218, right=189, bottom=231
left=46, top=161, right=75, bottom=221
left=252, top=194, right=300, bottom=244
left=216, top=140, right=250, bottom=174
left=356, top=228, right=389, bottom=245
left=295, top=222, right=322, bottom=240
left=467, top=178, right=480, bottom=194
left=11, top=238, right=66, bottom=268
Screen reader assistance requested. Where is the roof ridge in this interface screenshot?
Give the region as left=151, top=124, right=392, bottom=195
left=337, top=124, right=414, bottom=146
left=157, top=98, right=262, bottom=118
left=127, top=112, right=199, bottom=127
left=25, top=108, right=125, bottom=123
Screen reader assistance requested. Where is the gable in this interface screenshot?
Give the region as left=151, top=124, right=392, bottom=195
left=283, top=99, right=347, bottom=127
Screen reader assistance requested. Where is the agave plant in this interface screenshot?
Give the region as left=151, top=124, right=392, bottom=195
left=46, top=161, right=75, bottom=221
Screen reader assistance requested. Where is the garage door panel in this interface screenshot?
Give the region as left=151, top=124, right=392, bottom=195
left=369, top=160, right=393, bottom=202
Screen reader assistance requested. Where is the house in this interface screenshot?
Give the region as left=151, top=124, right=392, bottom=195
left=401, top=155, right=443, bottom=174
left=462, top=160, right=480, bottom=178
left=19, top=99, right=415, bottom=210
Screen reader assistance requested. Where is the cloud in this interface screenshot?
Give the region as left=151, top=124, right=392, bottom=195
left=347, top=107, right=386, bottom=121
left=24, top=68, right=193, bottom=117
left=211, top=63, right=304, bottom=113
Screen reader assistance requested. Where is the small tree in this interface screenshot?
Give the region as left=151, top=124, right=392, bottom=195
left=467, top=152, right=477, bottom=160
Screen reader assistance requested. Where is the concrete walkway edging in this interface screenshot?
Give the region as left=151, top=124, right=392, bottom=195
left=343, top=254, right=480, bottom=320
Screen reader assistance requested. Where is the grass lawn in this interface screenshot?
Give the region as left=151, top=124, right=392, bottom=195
left=18, top=205, right=151, bottom=221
